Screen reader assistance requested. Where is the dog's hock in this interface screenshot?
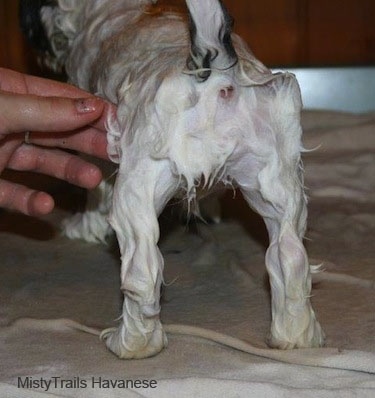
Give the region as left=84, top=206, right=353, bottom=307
left=186, top=0, right=238, bottom=81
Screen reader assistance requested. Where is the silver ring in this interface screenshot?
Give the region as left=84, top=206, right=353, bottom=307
left=24, top=131, right=31, bottom=144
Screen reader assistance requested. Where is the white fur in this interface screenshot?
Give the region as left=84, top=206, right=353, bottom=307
left=44, top=0, right=324, bottom=358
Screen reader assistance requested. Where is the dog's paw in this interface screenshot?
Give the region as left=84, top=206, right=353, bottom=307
left=100, top=323, right=167, bottom=359
left=267, top=316, right=325, bottom=349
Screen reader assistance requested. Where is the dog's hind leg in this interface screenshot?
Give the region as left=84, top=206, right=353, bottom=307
left=62, top=179, right=113, bottom=243
left=229, top=75, right=325, bottom=349
left=62, top=158, right=117, bottom=243
left=233, top=153, right=325, bottom=349
left=101, top=157, right=178, bottom=359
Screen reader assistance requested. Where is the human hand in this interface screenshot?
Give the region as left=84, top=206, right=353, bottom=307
left=0, top=67, right=115, bottom=216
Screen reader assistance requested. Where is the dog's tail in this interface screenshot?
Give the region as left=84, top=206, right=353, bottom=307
left=185, top=0, right=238, bottom=82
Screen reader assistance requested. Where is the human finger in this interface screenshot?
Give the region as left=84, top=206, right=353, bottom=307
left=0, top=178, right=54, bottom=216
left=0, top=91, right=104, bottom=135
left=21, top=128, right=109, bottom=160
left=7, top=144, right=103, bottom=189
left=0, top=67, right=95, bottom=99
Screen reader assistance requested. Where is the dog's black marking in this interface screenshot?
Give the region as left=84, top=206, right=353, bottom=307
left=187, top=0, right=237, bottom=82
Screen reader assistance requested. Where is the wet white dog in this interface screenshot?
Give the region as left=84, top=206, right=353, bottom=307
left=28, top=0, right=324, bottom=358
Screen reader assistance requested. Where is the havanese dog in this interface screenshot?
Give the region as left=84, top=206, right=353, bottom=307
left=20, top=0, right=324, bottom=358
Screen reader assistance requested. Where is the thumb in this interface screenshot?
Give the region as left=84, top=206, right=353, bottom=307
left=0, top=92, right=105, bottom=135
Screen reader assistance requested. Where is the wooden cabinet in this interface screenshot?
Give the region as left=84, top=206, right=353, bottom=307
left=0, top=0, right=30, bottom=72
left=305, top=0, right=375, bottom=65
left=1, top=0, right=374, bottom=72
left=226, top=0, right=375, bottom=66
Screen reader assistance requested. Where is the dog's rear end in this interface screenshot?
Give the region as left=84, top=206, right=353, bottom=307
left=21, top=0, right=324, bottom=358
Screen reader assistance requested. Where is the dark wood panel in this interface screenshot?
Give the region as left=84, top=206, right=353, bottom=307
left=307, top=0, right=375, bottom=65
left=227, top=0, right=375, bottom=66
left=0, top=0, right=31, bottom=72
left=226, top=0, right=307, bottom=65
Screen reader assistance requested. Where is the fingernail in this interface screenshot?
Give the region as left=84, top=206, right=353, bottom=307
left=75, top=97, right=102, bottom=114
